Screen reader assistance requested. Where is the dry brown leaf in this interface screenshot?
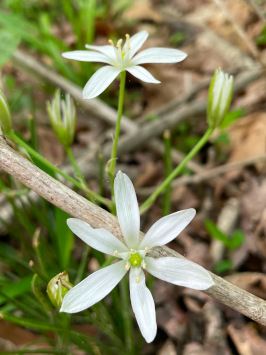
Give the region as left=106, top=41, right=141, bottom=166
left=37, top=127, right=65, bottom=166
left=228, top=113, right=266, bottom=166
left=183, top=342, right=210, bottom=355
left=225, top=272, right=266, bottom=299
left=156, top=301, right=188, bottom=339
left=122, top=0, right=163, bottom=23
left=158, top=339, right=177, bottom=355
left=228, top=323, right=266, bottom=355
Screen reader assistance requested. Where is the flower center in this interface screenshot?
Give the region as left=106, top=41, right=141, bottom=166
left=108, top=34, right=131, bottom=68
left=128, top=252, right=142, bottom=267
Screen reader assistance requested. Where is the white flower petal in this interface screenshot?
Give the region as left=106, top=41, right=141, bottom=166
left=67, top=218, right=128, bottom=255
left=129, top=268, right=157, bottom=343
left=62, top=50, right=111, bottom=64
left=83, top=66, right=121, bottom=99
left=132, top=48, right=187, bottom=65
left=145, top=257, right=214, bottom=290
left=60, top=260, right=127, bottom=313
left=129, top=31, right=149, bottom=59
left=114, top=171, right=140, bottom=249
left=85, top=44, right=117, bottom=62
left=126, top=66, right=160, bottom=84
left=139, top=208, right=196, bottom=249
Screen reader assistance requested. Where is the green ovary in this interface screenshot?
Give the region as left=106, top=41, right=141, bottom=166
left=129, top=252, right=142, bottom=267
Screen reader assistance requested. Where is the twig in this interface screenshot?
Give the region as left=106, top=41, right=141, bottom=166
left=137, top=154, right=266, bottom=197
left=0, top=136, right=266, bottom=326
left=213, top=0, right=265, bottom=66
left=108, top=68, right=263, bottom=159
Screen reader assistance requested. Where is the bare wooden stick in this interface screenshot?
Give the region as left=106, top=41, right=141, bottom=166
left=0, top=136, right=265, bottom=326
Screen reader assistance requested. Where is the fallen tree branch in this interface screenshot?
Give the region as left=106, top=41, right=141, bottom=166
left=0, top=136, right=265, bottom=326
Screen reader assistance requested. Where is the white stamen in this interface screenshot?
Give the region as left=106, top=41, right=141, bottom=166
left=136, top=277, right=140, bottom=283
left=125, top=263, right=130, bottom=271
left=145, top=247, right=150, bottom=253
left=130, top=249, right=136, bottom=253
left=108, top=39, right=114, bottom=46
left=141, top=262, right=146, bottom=270
left=114, top=250, right=118, bottom=256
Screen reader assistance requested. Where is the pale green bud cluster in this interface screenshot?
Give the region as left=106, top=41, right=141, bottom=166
left=47, top=271, right=73, bottom=309
left=0, top=89, right=12, bottom=133
left=47, top=90, right=76, bottom=147
left=207, top=69, right=234, bottom=128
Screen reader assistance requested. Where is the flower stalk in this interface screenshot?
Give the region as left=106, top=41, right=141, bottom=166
left=162, top=130, right=172, bottom=216
left=108, top=70, right=126, bottom=196
left=140, top=127, right=214, bottom=213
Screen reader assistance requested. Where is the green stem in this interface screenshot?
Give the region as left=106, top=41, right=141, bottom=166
left=28, top=115, right=38, bottom=151
left=120, top=276, right=133, bottom=352
left=140, top=127, right=214, bottom=213
left=162, top=130, right=172, bottom=216
left=74, top=245, right=90, bottom=284
left=65, top=146, right=87, bottom=187
left=108, top=70, right=126, bottom=196
left=31, top=274, right=53, bottom=319
left=57, top=313, right=71, bottom=355
left=65, top=145, right=93, bottom=203
left=98, top=152, right=104, bottom=197
left=7, top=130, right=111, bottom=208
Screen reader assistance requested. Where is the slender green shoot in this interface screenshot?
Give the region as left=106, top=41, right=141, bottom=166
left=140, top=127, right=214, bottom=213
left=120, top=276, right=134, bottom=353
left=108, top=70, right=126, bottom=197
left=162, top=130, right=172, bottom=216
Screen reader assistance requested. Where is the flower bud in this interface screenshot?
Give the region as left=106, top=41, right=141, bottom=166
left=47, top=271, right=73, bottom=309
left=207, top=69, right=234, bottom=128
left=47, top=90, right=76, bottom=147
left=0, top=89, right=12, bottom=133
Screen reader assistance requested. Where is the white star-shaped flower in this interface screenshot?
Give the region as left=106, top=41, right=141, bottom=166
left=62, top=31, right=187, bottom=99
left=60, top=171, right=214, bottom=343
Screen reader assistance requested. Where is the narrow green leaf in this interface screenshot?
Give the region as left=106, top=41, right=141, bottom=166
left=0, top=30, right=20, bottom=67
left=0, top=311, right=59, bottom=331
left=0, top=276, right=33, bottom=306
left=0, top=349, right=64, bottom=354
left=214, top=259, right=233, bottom=273
left=219, top=108, right=245, bottom=129
left=204, top=219, right=229, bottom=247
left=54, top=207, right=73, bottom=269
left=228, top=230, right=245, bottom=250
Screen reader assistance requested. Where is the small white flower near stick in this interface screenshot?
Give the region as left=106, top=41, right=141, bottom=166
left=62, top=31, right=187, bottom=99
left=60, top=171, right=214, bottom=343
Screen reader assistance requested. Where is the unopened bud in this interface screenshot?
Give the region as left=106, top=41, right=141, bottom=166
left=47, top=271, right=73, bottom=309
left=207, top=69, right=234, bottom=128
left=0, top=89, right=12, bottom=132
left=47, top=90, right=76, bottom=147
